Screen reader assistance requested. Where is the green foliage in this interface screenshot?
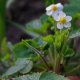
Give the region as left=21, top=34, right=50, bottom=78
left=15, top=72, right=69, bottom=80
left=1, top=38, right=14, bottom=66
left=44, top=0, right=55, bottom=6
left=40, top=72, right=69, bottom=80
left=13, top=40, right=38, bottom=58
left=69, top=31, right=80, bottom=39
left=0, top=0, right=7, bottom=42
left=64, top=0, right=80, bottom=16
left=0, top=38, right=15, bottom=75
left=20, top=60, right=33, bottom=74
left=1, top=38, right=10, bottom=61
left=68, top=14, right=80, bottom=39
left=13, top=41, right=32, bottom=58
left=63, top=46, right=74, bottom=58
left=6, top=0, right=14, bottom=8
left=3, top=58, right=33, bottom=77
left=16, top=73, right=41, bottom=80
left=43, top=35, right=54, bottom=43
left=13, top=39, right=48, bottom=62
left=71, top=14, right=80, bottom=30
left=26, top=15, right=53, bottom=37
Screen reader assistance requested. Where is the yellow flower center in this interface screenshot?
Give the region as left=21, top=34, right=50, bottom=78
left=59, top=17, right=66, bottom=24
left=52, top=5, right=58, bottom=11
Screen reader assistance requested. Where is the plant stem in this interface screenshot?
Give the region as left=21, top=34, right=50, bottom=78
left=60, top=30, right=69, bottom=65
left=53, top=46, right=61, bottom=73
left=48, top=45, right=54, bottom=71
left=0, top=0, right=7, bottom=43
left=23, top=41, right=50, bottom=70
left=54, top=53, right=61, bottom=74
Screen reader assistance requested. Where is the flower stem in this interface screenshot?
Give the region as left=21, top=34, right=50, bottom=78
left=53, top=46, right=61, bottom=73
left=48, top=45, right=54, bottom=71
left=23, top=41, right=50, bottom=70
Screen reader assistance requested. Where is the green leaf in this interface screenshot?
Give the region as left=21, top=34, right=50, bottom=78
left=13, top=39, right=47, bottom=61
left=43, top=35, right=54, bottom=43
left=15, top=58, right=30, bottom=65
left=6, top=0, right=14, bottom=8
left=26, top=19, right=42, bottom=37
left=63, top=47, right=74, bottom=58
left=3, top=65, right=26, bottom=77
left=20, top=60, right=33, bottom=74
left=16, top=58, right=33, bottom=74
left=69, top=31, right=80, bottom=39
left=13, top=41, right=37, bottom=58
left=3, top=58, right=33, bottom=77
left=13, top=42, right=29, bottom=58
left=16, top=73, right=41, bottom=80
left=64, top=0, right=80, bottom=16
left=71, top=14, right=80, bottom=30
left=34, top=38, right=47, bottom=50
left=43, top=0, right=55, bottom=6
left=26, top=15, right=51, bottom=37
left=40, top=72, right=69, bottom=80
left=0, top=38, right=10, bottom=61
left=23, top=41, right=42, bottom=56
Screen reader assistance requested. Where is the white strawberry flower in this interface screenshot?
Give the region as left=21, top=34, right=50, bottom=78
left=46, top=3, right=63, bottom=16
left=52, top=11, right=66, bottom=21
left=56, top=15, right=72, bottom=29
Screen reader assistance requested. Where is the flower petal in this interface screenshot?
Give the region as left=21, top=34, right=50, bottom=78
left=52, top=12, right=60, bottom=21
left=46, top=10, right=53, bottom=16
left=46, top=4, right=54, bottom=11
left=56, top=3, right=63, bottom=10
left=64, top=22, right=71, bottom=28
left=58, top=11, right=66, bottom=18
left=57, top=23, right=63, bottom=29
left=66, top=16, right=72, bottom=22
left=52, top=11, right=66, bottom=21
